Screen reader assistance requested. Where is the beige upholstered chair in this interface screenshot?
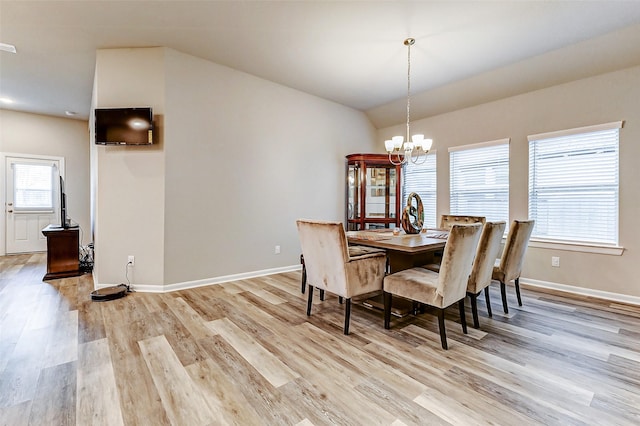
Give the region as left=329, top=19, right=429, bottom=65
left=420, top=221, right=506, bottom=328
left=439, top=215, right=486, bottom=230
left=467, top=221, right=506, bottom=328
left=433, top=215, right=485, bottom=260
left=296, top=219, right=387, bottom=335
left=492, top=220, right=535, bottom=314
left=300, top=246, right=385, bottom=295
left=383, top=223, right=482, bottom=349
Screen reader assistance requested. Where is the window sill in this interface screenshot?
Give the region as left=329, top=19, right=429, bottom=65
left=528, top=239, right=624, bottom=256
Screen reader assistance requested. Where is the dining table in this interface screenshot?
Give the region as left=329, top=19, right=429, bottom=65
left=346, top=228, right=449, bottom=273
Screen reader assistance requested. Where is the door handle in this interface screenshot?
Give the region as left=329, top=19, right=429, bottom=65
left=7, top=210, right=13, bottom=213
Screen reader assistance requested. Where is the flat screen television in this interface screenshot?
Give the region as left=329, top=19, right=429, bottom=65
left=95, top=107, right=153, bottom=145
left=52, top=176, right=77, bottom=229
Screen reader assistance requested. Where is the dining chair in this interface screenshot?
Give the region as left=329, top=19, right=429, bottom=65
left=296, top=219, right=387, bottom=335
left=432, top=215, right=485, bottom=260
left=300, top=246, right=386, bottom=295
left=439, top=214, right=486, bottom=230
left=492, top=219, right=535, bottom=314
left=466, top=221, right=506, bottom=328
left=421, top=220, right=506, bottom=328
left=383, top=223, right=482, bottom=349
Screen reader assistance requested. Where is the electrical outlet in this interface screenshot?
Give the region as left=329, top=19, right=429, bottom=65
left=128, top=255, right=135, bottom=266
left=551, top=256, right=560, bottom=267
left=274, top=245, right=281, bottom=254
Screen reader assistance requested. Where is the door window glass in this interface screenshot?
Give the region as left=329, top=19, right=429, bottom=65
left=13, top=163, right=54, bottom=211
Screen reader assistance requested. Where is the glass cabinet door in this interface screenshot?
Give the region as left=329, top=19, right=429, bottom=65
left=365, top=167, right=396, bottom=221
left=347, top=164, right=360, bottom=224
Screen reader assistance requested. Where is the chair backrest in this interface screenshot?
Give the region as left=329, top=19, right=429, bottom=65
left=439, top=215, right=486, bottom=230
left=468, top=221, right=507, bottom=294
left=498, top=220, right=535, bottom=282
left=437, top=223, right=482, bottom=306
left=296, top=219, right=349, bottom=295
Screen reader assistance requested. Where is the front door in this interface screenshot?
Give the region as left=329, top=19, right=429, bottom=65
left=5, top=156, right=62, bottom=254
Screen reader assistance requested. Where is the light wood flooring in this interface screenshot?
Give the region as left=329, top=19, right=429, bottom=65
left=1, top=253, right=640, bottom=425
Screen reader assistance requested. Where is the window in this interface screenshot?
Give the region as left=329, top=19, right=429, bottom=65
left=13, top=163, right=55, bottom=212
left=449, top=139, right=509, bottom=223
left=402, top=153, right=436, bottom=228
left=528, top=121, right=621, bottom=246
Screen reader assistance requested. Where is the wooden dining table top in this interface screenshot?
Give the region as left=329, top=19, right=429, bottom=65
left=346, top=229, right=449, bottom=254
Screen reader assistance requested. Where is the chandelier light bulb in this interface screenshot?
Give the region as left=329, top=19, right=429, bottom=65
left=392, top=135, right=404, bottom=149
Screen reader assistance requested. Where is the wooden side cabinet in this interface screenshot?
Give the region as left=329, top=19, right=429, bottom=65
left=42, top=225, right=81, bottom=280
left=346, top=153, right=402, bottom=230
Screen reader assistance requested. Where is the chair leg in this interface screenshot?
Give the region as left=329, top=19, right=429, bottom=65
left=500, top=281, right=509, bottom=314
left=383, top=291, right=392, bottom=329
left=320, top=289, right=325, bottom=301
left=306, top=285, right=314, bottom=316
left=458, top=299, right=468, bottom=334
left=300, top=256, right=306, bottom=294
left=436, top=309, right=448, bottom=350
left=344, top=298, right=351, bottom=335
left=515, top=277, right=523, bottom=306
left=339, top=296, right=343, bottom=304
left=484, top=286, right=493, bottom=317
left=469, top=293, right=479, bottom=329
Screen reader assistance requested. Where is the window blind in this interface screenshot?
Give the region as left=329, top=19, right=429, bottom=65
left=402, top=153, right=436, bottom=228
left=13, top=163, right=54, bottom=210
left=449, top=140, right=509, bottom=223
left=528, top=123, right=620, bottom=245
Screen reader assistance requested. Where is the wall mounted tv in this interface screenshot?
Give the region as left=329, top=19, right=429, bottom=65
left=95, top=107, right=153, bottom=145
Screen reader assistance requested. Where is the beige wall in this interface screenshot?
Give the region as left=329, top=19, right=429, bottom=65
left=91, top=47, right=377, bottom=289
left=162, top=49, right=377, bottom=285
left=379, top=65, right=640, bottom=299
left=92, top=47, right=166, bottom=287
left=0, top=109, right=90, bottom=255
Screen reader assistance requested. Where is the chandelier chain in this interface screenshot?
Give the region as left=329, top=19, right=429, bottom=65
left=406, top=38, right=411, bottom=143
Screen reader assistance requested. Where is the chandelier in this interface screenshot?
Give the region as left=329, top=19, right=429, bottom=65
left=385, top=38, right=432, bottom=165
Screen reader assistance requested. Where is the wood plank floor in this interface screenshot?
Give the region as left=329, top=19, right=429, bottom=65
left=1, top=253, right=640, bottom=425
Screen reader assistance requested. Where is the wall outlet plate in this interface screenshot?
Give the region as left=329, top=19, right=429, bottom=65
left=128, top=255, right=135, bottom=266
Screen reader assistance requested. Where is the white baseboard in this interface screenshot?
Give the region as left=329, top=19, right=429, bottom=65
left=93, top=264, right=303, bottom=293
left=93, top=268, right=639, bottom=306
left=521, top=277, right=640, bottom=306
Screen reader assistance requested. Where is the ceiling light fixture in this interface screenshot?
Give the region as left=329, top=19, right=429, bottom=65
left=385, top=38, right=432, bottom=165
left=0, top=43, right=17, bottom=54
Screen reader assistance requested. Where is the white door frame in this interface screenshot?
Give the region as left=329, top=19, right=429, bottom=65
left=1, top=152, right=65, bottom=256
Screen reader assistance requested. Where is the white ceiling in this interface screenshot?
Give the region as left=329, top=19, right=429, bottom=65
left=2, top=1, right=640, bottom=128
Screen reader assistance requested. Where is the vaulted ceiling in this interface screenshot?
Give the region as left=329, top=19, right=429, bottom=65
left=2, top=1, right=640, bottom=128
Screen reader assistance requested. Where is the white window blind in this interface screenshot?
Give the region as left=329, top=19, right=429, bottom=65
left=13, top=163, right=55, bottom=211
left=528, top=122, right=621, bottom=245
left=402, top=153, right=437, bottom=228
left=449, top=139, right=509, bottom=223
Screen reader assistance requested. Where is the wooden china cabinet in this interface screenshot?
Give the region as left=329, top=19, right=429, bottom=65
left=345, top=153, right=402, bottom=231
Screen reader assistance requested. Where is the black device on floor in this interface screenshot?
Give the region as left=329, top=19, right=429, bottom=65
left=90, top=284, right=129, bottom=301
